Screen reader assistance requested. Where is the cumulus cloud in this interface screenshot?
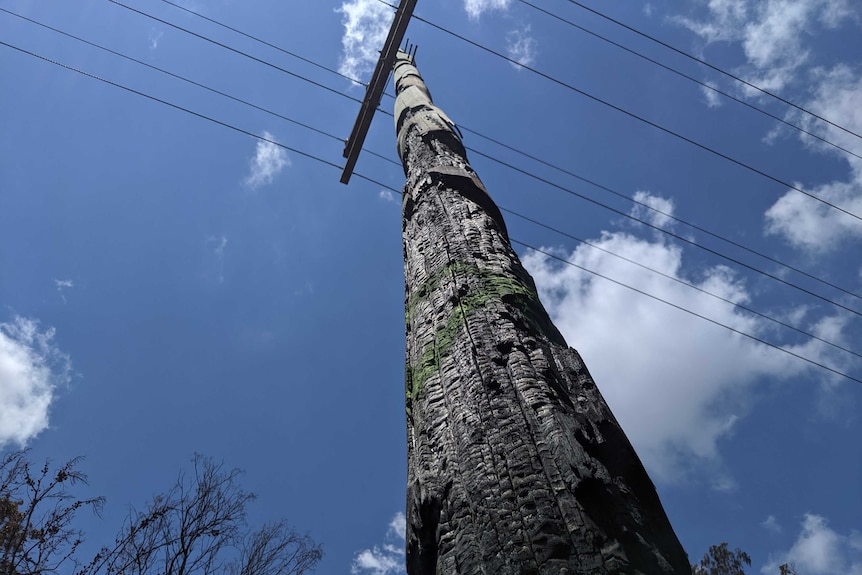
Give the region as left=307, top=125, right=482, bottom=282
left=677, top=0, right=856, bottom=92
left=678, top=2, right=862, bottom=252
left=245, top=132, right=289, bottom=189
left=464, top=0, right=511, bottom=20
left=631, top=190, right=677, bottom=229
left=505, top=25, right=537, bottom=70
left=764, top=65, right=862, bottom=252
left=0, top=316, right=71, bottom=447
left=379, top=189, right=396, bottom=202
left=701, top=82, right=722, bottom=108
left=351, top=512, right=406, bottom=575
left=522, top=195, right=856, bottom=484
left=762, top=514, right=862, bottom=574
left=337, top=0, right=394, bottom=82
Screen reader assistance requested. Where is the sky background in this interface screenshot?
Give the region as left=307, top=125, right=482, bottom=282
left=2, top=0, right=861, bottom=573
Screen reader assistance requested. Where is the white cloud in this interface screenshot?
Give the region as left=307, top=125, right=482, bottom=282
left=337, top=0, right=394, bottom=82
left=701, top=82, right=722, bottom=108
left=206, top=235, right=228, bottom=283
left=678, top=3, right=862, bottom=252
left=522, top=196, right=856, bottom=483
left=464, top=0, right=511, bottom=20
left=762, top=514, right=862, bottom=574
left=505, top=25, right=537, bottom=70
left=148, top=29, right=163, bottom=50
left=352, top=512, right=406, bottom=575
left=213, top=236, right=227, bottom=258
left=0, top=316, right=71, bottom=447
left=632, top=190, right=676, bottom=229
left=764, top=65, right=862, bottom=252
left=54, top=279, right=74, bottom=303
left=245, top=132, right=289, bottom=189
left=763, top=515, right=783, bottom=534
left=677, top=0, right=858, bottom=92
left=379, top=189, right=396, bottom=202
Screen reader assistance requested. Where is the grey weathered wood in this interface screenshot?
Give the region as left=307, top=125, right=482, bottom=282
left=396, top=50, right=690, bottom=575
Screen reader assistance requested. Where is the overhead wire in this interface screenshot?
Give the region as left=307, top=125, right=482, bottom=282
left=465, top=145, right=862, bottom=319
left=559, top=0, right=862, bottom=142
left=517, top=0, right=862, bottom=162
left=5, top=38, right=859, bottom=384
left=104, top=0, right=363, bottom=105
left=23, top=0, right=862, bottom=315
left=9, top=7, right=859, bottom=360
left=0, top=8, right=399, bottom=169
left=378, top=0, right=862, bottom=222
left=0, top=40, right=394, bottom=203
left=512, top=240, right=862, bottom=385
left=96, top=0, right=862, bottom=303
left=457, top=125, right=862, bottom=302
left=154, top=0, right=368, bottom=88
left=500, top=207, right=862, bottom=360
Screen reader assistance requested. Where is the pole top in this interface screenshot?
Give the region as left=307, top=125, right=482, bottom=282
left=340, top=0, right=418, bottom=185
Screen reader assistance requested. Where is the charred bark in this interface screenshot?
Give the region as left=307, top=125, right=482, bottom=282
left=397, top=51, right=689, bottom=575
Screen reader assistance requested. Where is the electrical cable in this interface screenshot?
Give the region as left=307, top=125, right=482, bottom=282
left=0, top=40, right=391, bottom=190
left=105, top=0, right=363, bottom=105
left=0, top=8, right=399, bottom=169
left=465, top=145, right=862, bottom=319
left=560, top=0, right=862, bottom=142
left=499, top=207, right=862, bottom=360
left=154, top=0, right=369, bottom=88
left=8, top=10, right=855, bottom=359
left=518, top=0, right=862, bottom=162
left=12, top=7, right=859, bottom=354
left=457, top=125, right=862, bottom=302
left=512, top=239, right=862, bottom=385
left=90, top=0, right=862, bottom=303
left=5, top=38, right=858, bottom=385
left=380, top=0, right=862, bottom=222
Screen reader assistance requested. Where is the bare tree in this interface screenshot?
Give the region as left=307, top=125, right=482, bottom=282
left=1, top=451, right=320, bottom=575
left=81, top=455, right=321, bottom=575
left=1, top=450, right=104, bottom=575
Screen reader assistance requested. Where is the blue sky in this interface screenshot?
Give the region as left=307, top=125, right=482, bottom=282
left=1, top=0, right=861, bottom=573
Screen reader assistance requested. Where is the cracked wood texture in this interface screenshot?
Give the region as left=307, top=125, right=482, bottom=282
left=396, top=51, right=689, bottom=575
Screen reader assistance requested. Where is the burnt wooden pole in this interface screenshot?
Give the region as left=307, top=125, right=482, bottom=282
left=396, top=50, right=690, bottom=575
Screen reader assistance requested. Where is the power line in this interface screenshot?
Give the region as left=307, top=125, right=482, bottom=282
left=105, top=0, right=363, bottom=105
left=0, top=41, right=346, bottom=170
left=465, top=145, right=862, bottom=320
left=11, top=3, right=858, bottom=320
left=6, top=38, right=858, bottom=385
left=560, top=0, right=862, bottom=142
left=513, top=240, right=862, bottom=385
left=458, top=125, right=862, bottom=302
left=0, top=8, right=401, bottom=170
left=92, top=0, right=860, bottom=304
left=0, top=8, right=399, bottom=169
left=87, top=2, right=862, bottom=315
left=386, top=1, right=862, bottom=222
left=500, top=207, right=862, bottom=360
left=154, top=0, right=368, bottom=88
left=11, top=8, right=856, bottom=359
left=13, top=8, right=858, bottom=358
left=518, top=0, right=862, bottom=162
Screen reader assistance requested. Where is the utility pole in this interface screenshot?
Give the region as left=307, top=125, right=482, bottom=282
left=394, top=50, right=690, bottom=574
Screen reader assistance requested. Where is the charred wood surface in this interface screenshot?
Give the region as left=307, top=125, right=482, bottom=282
left=396, top=51, right=689, bottom=575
